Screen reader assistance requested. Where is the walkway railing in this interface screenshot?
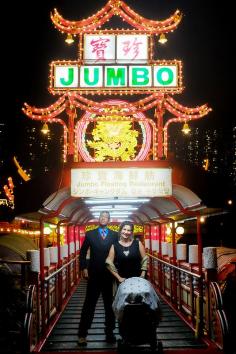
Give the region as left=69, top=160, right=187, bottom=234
left=26, top=253, right=80, bottom=352
left=148, top=254, right=203, bottom=335
left=147, top=253, right=229, bottom=351
left=1, top=251, right=229, bottom=353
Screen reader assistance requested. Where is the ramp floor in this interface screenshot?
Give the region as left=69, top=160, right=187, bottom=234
left=41, top=280, right=207, bottom=352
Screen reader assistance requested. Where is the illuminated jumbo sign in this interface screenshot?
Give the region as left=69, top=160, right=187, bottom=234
left=52, top=63, right=180, bottom=91
left=71, top=168, right=172, bottom=197
left=50, top=34, right=182, bottom=93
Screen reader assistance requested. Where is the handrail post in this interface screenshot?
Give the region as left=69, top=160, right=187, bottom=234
left=39, top=218, right=46, bottom=335
left=171, top=222, right=177, bottom=306
left=148, top=224, right=153, bottom=281
left=148, top=253, right=203, bottom=335
left=57, top=221, right=63, bottom=311
left=72, top=225, right=76, bottom=285
left=195, top=216, right=204, bottom=338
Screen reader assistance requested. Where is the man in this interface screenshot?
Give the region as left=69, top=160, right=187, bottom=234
left=78, top=211, right=118, bottom=346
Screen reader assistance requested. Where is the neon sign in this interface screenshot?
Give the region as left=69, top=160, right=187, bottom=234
left=50, top=34, right=182, bottom=94
left=51, top=62, right=181, bottom=92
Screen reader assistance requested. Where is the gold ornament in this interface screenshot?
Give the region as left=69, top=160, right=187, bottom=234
left=87, top=121, right=138, bottom=161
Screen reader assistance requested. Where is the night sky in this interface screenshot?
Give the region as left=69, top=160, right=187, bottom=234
left=3, top=0, right=235, bottom=153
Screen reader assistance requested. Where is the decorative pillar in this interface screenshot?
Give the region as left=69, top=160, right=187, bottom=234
left=57, top=221, right=63, bottom=311
left=66, top=103, right=76, bottom=161
left=171, top=222, right=177, bottom=265
left=39, top=218, right=46, bottom=334
left=195, top=216, right=204, bottom=338
left=171, top=222, right=177, bottom=306
left=197, top=217, right=203, bottom=274
left=155, top=102, right=165, bottom=159
left=158, top=224, right=162, bottom=256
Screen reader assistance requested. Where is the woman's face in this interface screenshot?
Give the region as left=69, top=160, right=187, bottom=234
left=120, top=224, right=132, bottom=240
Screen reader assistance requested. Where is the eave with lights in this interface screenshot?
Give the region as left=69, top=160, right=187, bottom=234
left=23, top=93, right=211, bottom=161
left=50, top=0, right=182, bottom=36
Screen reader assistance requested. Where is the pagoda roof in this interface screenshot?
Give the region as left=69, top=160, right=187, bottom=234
left=22, top=93, right=211, bottom=122
left=51, top=0, right=182, bottom=35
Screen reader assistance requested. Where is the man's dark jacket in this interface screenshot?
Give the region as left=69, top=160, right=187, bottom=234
left=79, top=228, right=118, bottom=276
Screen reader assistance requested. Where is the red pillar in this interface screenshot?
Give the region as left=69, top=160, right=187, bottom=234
left=197, top=216, right=203, bottom=275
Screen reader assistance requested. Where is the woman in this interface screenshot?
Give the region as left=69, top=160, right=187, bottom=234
left=106, top=221, right=148, bottom=283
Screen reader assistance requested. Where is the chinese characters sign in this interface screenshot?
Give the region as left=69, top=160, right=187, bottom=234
left=71, top=168, right=172, bottom=197
left=117, top=35, right=148, bottom=63
left=50, top=34, right=183, bottom=94
left=84, top=35, right=116, bottom=63
left=84, top=34, right=148, bottom=63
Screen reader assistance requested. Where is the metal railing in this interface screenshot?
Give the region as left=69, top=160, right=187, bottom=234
left=21, top=253, right=80, bottom=353
left=148, top=253, right=204, bottom=338
left=147, top=252, right=229, bottom=351
left=1, top=251, right=229, bottom=353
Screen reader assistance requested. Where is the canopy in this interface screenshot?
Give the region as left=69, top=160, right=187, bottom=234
left=15, top=183, right=205, bottom=225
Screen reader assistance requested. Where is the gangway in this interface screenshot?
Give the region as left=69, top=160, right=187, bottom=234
left=0, top=243, right=230, bottom=353
left=41, top=279, right=208, bottom=352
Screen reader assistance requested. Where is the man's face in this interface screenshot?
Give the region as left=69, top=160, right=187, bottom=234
left=99, top=212, right=110, bottom=227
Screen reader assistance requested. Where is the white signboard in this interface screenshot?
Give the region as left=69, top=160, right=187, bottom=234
left=80, top=66, right=103, bottom=87
left=84, top=35, right=116, bottom=63
left=71, top=168, right=172, bottom=197
left=116, top=35, right=148, bottom=63
left=84, top=34, right=148, bottom=64
left=153, top=65, right=177, bottom=87
left=55, top=66, right=79, bottom=88
left=129, top=66, right=152, bottom=87
left=53, top=64, right=179, bottom=89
